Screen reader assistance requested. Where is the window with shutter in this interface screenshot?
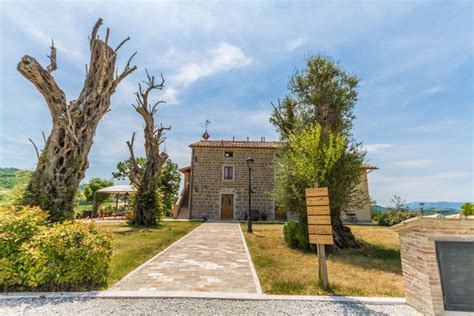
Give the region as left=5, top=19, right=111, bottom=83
left=223, top=166, right=234, bottom=180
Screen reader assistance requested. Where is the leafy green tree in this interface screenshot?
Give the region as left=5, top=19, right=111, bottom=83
left=83, top=178, right=113, bottom=215
left=376, top=195, right=414, bottom=226
left=112, top=157, right=180, bottom=217
left=112, top=157, right=147, bottom=183
left=460, top=202, right=473, bottom=216
left=388, top=195, right=408, bottom=212
left=158, top=160, right=181, bottom=216
left=271, top=54, right=365, bottom=249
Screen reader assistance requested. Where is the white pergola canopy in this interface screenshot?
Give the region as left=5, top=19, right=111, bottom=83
left=96, top=184, right=136, bottom=195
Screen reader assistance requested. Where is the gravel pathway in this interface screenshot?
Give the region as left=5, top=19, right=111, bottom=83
left=0, top=297, right=420, bottom=315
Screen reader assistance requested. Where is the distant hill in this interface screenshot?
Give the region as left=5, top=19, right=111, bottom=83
left=406, top=201, right=465, bottom=210
left=0, top=167, right=31, bottom=189
left=371, top=202, right=463, bottom=216
left=0, top=167, right=20, bottom=173
left=370, top=205, right=388, bottom=214
left=0, top=167, right=31, bottom=203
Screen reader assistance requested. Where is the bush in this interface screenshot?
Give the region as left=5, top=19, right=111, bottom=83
left=460, top=202, right=473, bottom=216
left=377, top=210, right=417, bottom=226
left=0, top=206, right=49, bottom=289
left=0, top=206, right=112, bottom=291
left=283, top=221, right=312, bottom=250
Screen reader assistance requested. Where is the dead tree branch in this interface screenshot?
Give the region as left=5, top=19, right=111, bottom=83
left=46, top=39, right=57, bottom=73
left=28, top=138, right=40, bottom=161
left=115, top=36, right=130, bottom=53
left=125, top=132, right=140, bottom=186
left=90, top=18, right=103, bottom=48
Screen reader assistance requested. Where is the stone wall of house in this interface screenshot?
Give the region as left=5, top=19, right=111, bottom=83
left=190, top=147, right=277, bottom=220
left=393, top=217, right=474, bottom=316
left=344, top=169, right=372, bottom=222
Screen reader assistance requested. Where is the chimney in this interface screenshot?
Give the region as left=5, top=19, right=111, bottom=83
left=261, top=137, right=265, bottom=142
left=247, top=137, right=249, bottom=142
left=232, top=136, right=235, bottom=141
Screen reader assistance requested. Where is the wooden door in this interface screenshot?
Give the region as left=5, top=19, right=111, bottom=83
left=221, top=194, right=234, bottom=220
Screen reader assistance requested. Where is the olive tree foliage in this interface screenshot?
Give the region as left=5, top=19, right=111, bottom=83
left=17, top=18, right=137, bottom=221
left=276, top=124, right=345, bottom=220
left=271, top=55, right=366, bottom=249
left=82, top=178, right=113, bottom=214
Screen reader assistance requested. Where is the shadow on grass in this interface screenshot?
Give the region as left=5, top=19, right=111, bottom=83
left=281, top=239, right=401, bottom=274
left=330, top=241, right=401, bottom=274
left=110, top=224, right=170, bottom=235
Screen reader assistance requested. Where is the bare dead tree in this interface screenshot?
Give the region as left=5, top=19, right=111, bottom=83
left=126, top=69, right=171, bottom=225
left=17, top=18, right=137, bottom=221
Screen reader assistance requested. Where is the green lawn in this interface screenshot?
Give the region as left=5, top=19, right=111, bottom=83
left=95, top=220, right=201, bottom=287
left=242, top=223, right=404, bottom=297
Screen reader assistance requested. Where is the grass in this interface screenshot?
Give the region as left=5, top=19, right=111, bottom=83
left=242, top=223, right=404, bottom=297
left=95, top=220, right=201, bottom=287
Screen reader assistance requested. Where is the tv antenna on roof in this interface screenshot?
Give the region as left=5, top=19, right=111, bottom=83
left=202, top=119, right=211, bottom=140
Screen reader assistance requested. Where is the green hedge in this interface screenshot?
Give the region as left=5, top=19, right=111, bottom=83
left=0, top=206, right=112, bottom=291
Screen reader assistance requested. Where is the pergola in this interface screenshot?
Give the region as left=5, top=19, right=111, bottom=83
left=94, top=185, right=136, bottom=218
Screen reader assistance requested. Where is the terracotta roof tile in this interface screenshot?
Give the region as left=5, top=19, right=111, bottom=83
left=190, top=140, right=283, bottom=149
left=361, top=164, right=379, bottom=170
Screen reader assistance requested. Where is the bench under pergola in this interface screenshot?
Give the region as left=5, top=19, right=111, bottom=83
left=94, top=184, right=136, bottom=219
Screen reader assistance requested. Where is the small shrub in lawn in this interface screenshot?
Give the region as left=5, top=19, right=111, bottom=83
left=0, top=206, right=112, bottom=291
left=283, top=221, right=312, bottom=250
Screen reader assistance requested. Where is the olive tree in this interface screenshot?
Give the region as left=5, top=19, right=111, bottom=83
left=17, top=18, right=137, bottom=221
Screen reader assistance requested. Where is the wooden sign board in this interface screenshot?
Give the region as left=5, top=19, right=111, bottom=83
left=308, top=225, right=332, bottom=235
left=308, top=215, right=331, bottom=225
left=309, top=235, right=334, bottom=245
left=305, top=187, right=334, bottom=245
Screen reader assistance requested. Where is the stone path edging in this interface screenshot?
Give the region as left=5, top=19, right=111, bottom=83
left=0, top=291, right=406, bottom=305
left=238, top=223, right=263, bottom=294
left=111, top=223, right=203, bottom=287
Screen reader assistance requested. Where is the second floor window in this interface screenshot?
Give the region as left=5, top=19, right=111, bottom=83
left=223, top=166, right=234, bottom=180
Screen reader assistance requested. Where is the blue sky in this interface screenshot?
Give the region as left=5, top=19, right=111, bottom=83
left=0, top=1, right=472, bottom=206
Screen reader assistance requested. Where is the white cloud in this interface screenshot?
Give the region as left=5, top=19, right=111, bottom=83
left=364, top=143, right=393, bottom=153
left=172, top=42, right=252, bottom=87
left=392, top=159, right=438, bottom=168
left=404, top=120, right=457, bottom=134
left=422, top=84, right=444, bottom=95
left=287, top=37, right=305, bottom=51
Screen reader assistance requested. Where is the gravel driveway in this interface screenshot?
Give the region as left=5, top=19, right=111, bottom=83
left=0, top=297, right=420, bottom=315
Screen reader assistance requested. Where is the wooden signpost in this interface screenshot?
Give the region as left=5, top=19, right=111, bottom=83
left=305, top=187, right=333, bottom=290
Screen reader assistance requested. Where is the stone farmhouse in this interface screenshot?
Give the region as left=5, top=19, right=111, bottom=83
left=173, top=135, right=377, bottom=222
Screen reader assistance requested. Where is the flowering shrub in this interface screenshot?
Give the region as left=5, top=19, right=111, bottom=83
left=0, top=206, right=112, bottom=291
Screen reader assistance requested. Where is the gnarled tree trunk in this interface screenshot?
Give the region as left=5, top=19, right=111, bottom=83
left=127, top=70, right=170, bottom=225
left=17, top=18, right=137, bottom=221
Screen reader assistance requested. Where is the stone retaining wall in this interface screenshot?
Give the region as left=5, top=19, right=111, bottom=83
left=392, top=216, right=474, bottom=315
